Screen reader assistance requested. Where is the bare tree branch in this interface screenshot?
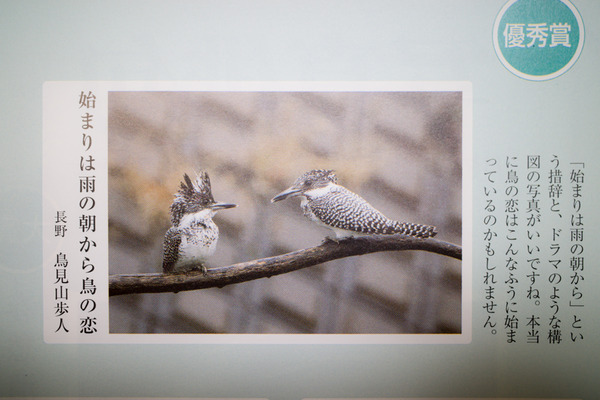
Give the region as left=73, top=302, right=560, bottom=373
left=109, top=235, right=462, bottom=297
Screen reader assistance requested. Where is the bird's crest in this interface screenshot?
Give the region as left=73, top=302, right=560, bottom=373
left=294, top=169, right=338, bottom=187
left=169, top=171, right=215, bottom=226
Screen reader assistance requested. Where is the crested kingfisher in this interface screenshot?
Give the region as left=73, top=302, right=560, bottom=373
left=162, top=171, right=236, bottom=274
left=271, top=169, right=437, bottom=240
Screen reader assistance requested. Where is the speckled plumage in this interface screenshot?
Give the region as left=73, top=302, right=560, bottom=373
left=162, top=171, right=236, bottom=273
left=272, top=169, right=437, bottom=239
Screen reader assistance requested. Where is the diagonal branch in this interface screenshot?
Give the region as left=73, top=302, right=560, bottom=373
left=109, top=236, right=462, bottom=297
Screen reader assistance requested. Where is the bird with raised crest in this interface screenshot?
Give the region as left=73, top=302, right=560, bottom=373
left=162, top=171, right=236, bottom=274
left=271, top=169, right=437, bottom=240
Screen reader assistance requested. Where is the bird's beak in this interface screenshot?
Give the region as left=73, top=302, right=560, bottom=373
left=211, top=202, right=237, bottom=210
left=271, top=187, right=302, bottom=203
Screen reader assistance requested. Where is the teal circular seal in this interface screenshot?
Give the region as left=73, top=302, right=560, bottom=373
left=493, top=0, right=584, bottom=80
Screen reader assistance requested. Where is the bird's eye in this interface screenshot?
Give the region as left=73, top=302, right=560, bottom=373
left=304, top=179, right=313, bottom=186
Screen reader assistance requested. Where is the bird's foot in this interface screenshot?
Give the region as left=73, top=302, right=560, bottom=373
left=322, top=236, right=339, bottom=244
left=187, top=264, right=208, bottom=275
left=322, top=235, right=354, bottom=245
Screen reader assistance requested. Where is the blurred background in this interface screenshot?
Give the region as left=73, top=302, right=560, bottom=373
left=108, top=90, right=462, bottom=334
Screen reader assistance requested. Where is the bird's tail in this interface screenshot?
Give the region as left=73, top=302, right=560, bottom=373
left=393, top=221, right=437, bottom=238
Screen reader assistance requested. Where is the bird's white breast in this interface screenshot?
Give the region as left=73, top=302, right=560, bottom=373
left=175, top=210, right=219, bottom=267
